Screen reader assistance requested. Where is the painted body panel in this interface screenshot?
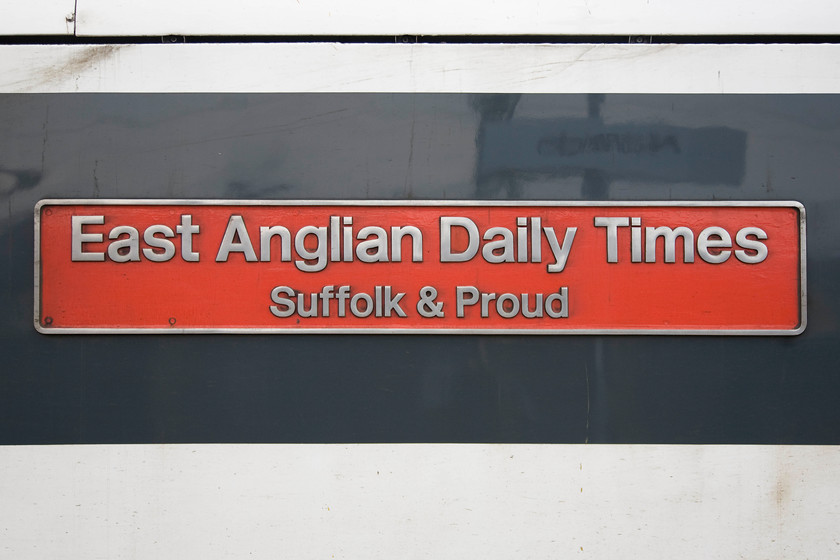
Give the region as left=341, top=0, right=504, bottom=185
left=71, top=0, right=840, bottom=36
left=1, top=0, right=75, bottom=36
left=4, top=43, right=840, bottom=94
left=0, top=35, right=839, bottom=560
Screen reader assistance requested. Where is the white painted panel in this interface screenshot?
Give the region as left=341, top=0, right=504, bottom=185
left=1, top=444, right=838, bottom=559
left=2, top=43, right=840, bottom=94
left=0, top=0, right=76, bottom=36
left=74, top=0, right=840, bottom=37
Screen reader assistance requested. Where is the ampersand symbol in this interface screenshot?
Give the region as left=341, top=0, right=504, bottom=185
left=417, top=286, right=444, bottom=318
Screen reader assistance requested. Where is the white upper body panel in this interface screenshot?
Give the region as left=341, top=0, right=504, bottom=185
left=5, top=0, right=840, bottom=37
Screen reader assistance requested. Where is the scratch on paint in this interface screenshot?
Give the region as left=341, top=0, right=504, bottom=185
left=584, top=363, right=591, bottom=444
left=93, top=160, right=100, bottom=198
left=404, top=97, right=416, bottom=198
left=41, top=105, right=49, bottom=175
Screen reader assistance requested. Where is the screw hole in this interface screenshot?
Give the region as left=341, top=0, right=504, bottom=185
left=168, top=317, right=176, bottom=326
left=44, top=316, right=53, bottom=326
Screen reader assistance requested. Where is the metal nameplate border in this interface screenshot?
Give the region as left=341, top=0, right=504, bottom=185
left=34, top=199, right=807, bottom=336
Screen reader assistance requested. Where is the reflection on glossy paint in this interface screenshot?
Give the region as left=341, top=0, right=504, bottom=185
left=473, top=93, right=747, bottom=199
